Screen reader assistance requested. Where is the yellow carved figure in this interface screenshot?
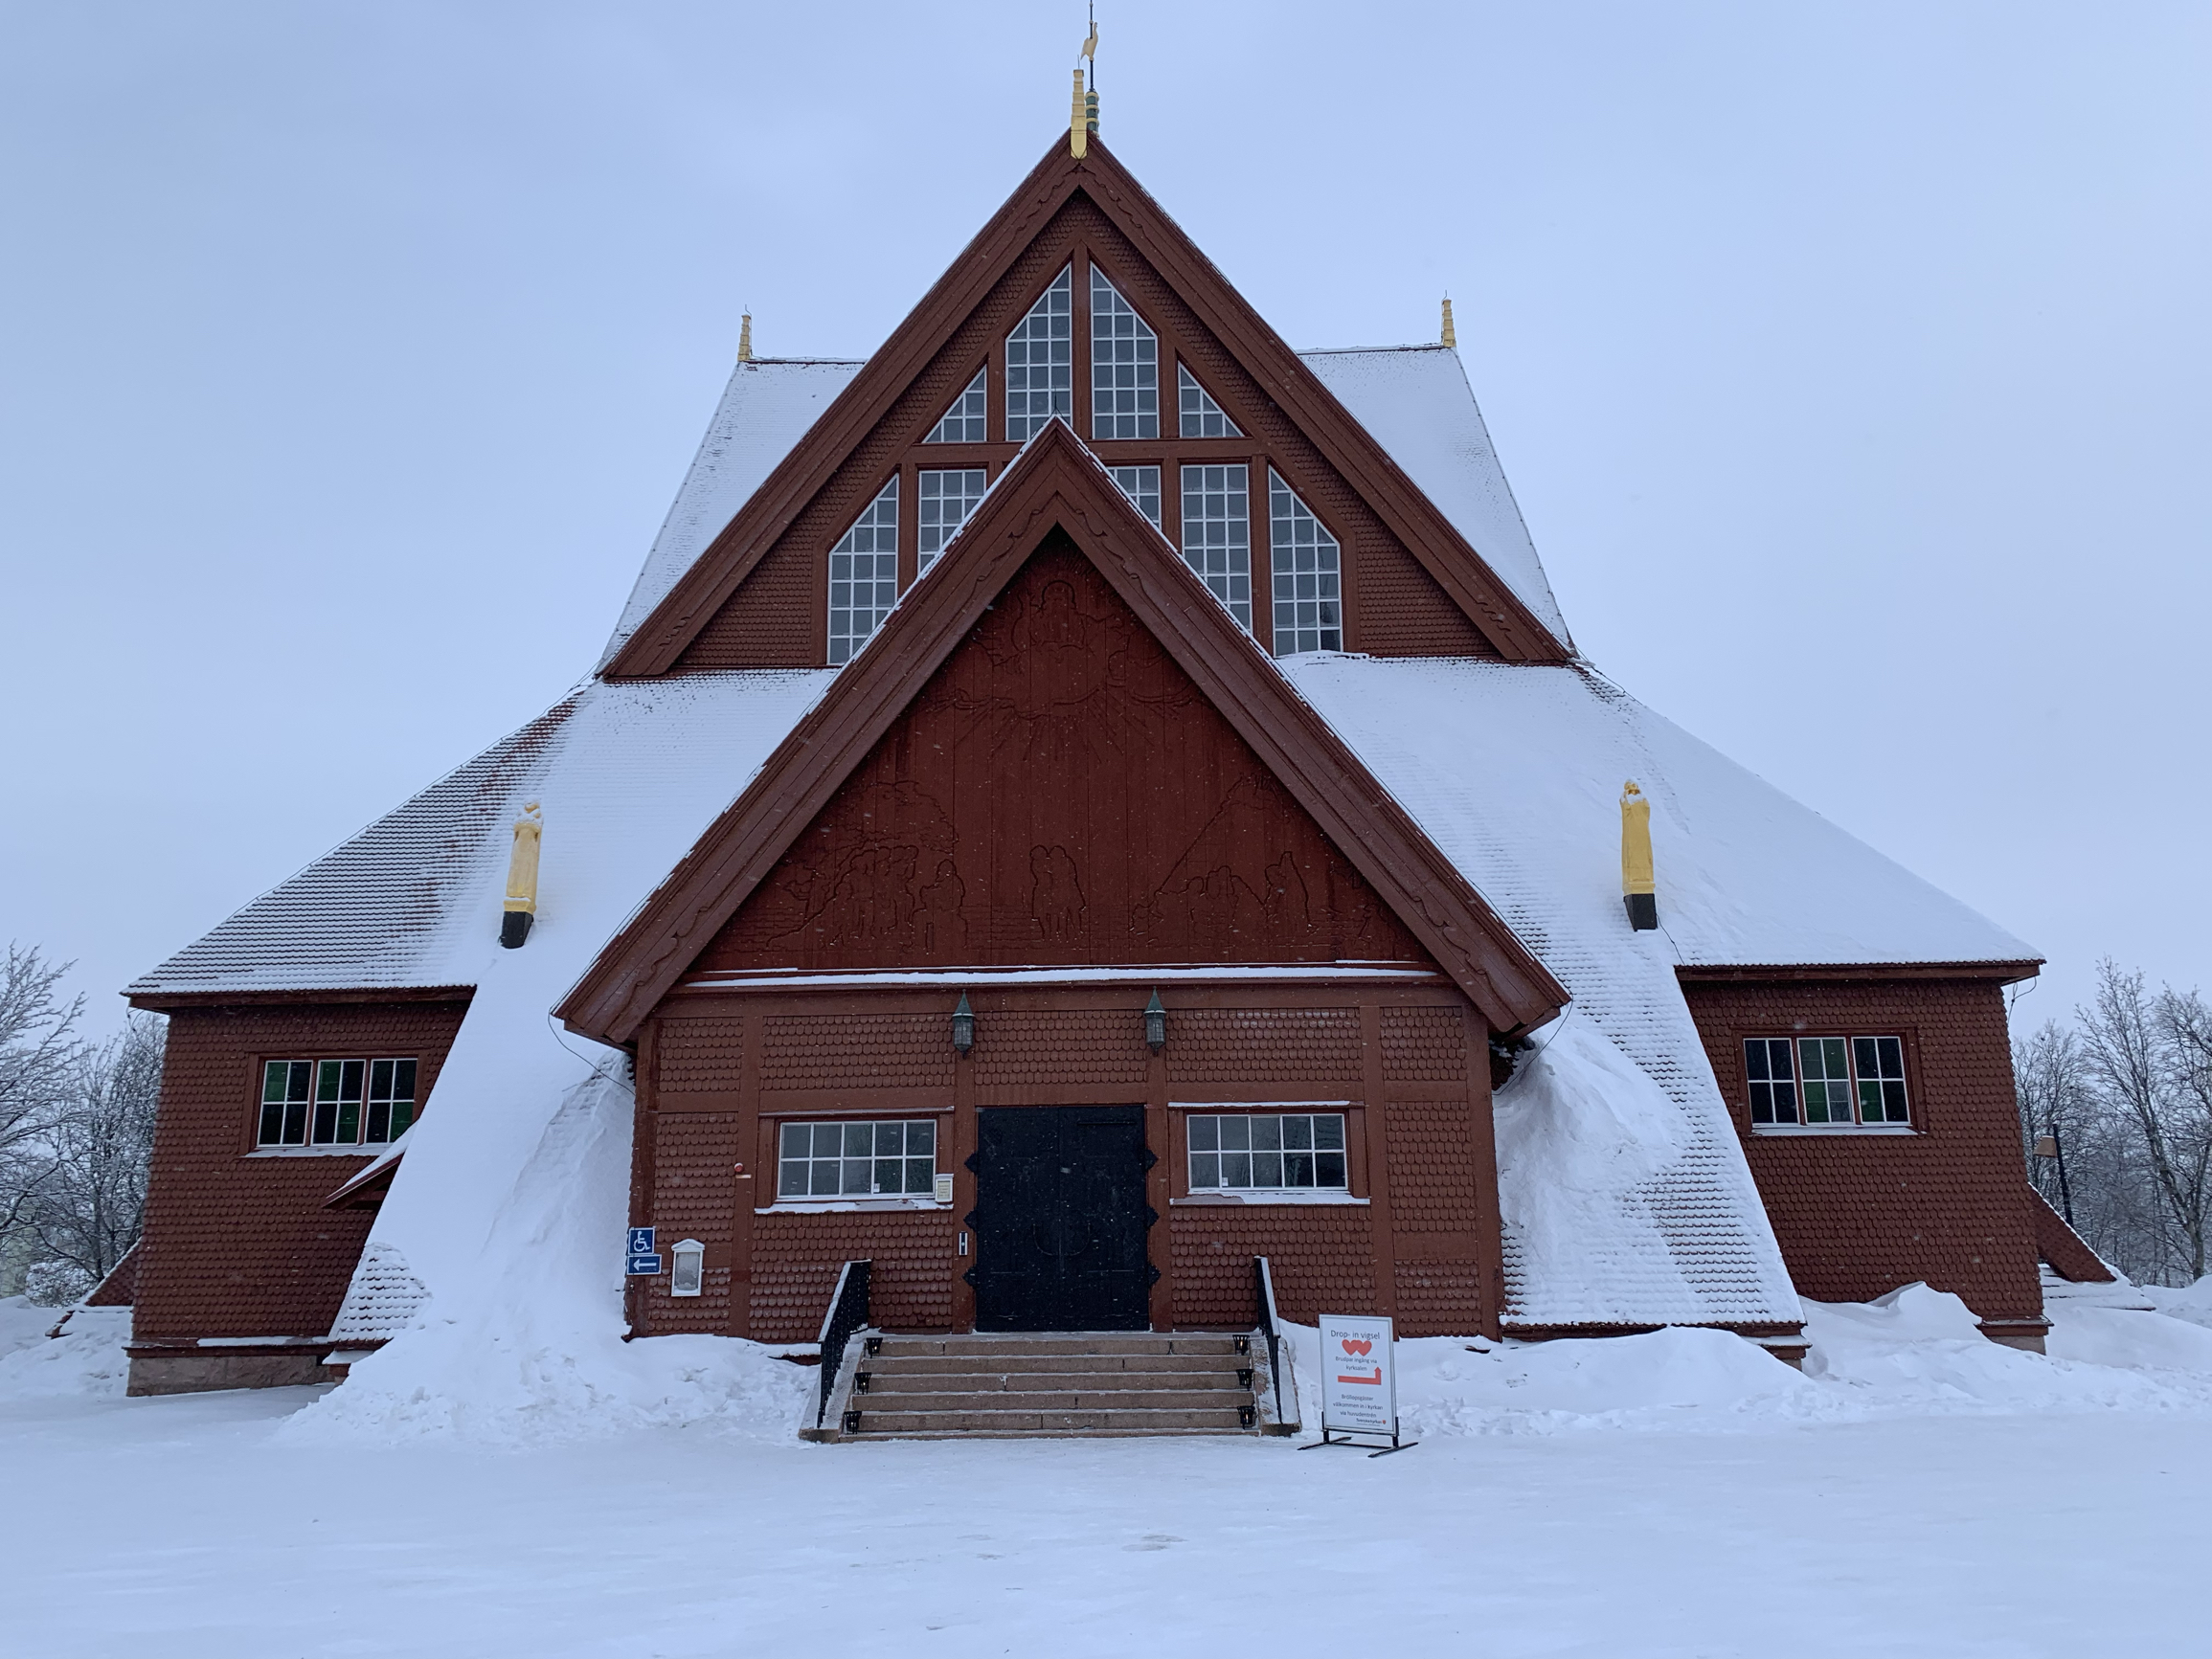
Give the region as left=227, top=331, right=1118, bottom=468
left=502, top=803, right=543, bottom=947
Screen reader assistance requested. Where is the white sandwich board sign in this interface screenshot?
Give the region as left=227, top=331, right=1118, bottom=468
left=1305, top=1312, right=1415, bottom=1455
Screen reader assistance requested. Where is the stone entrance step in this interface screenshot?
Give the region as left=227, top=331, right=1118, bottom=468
left=810, top=1331, right=1298, bottom=1442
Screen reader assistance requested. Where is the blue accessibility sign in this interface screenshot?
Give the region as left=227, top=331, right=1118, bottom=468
left=627, top=1226, right=655, bottom=1255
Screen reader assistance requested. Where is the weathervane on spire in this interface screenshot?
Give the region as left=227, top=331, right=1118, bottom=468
left=1071, top=4, right=1099, bottom=157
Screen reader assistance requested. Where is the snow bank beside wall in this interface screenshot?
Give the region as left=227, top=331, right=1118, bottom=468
left=1278, top=1283, right=2211, bottom=1440
left=291, top=1070, right=814, bottom=1446
left=0, top=1305, right=132, bottom=1399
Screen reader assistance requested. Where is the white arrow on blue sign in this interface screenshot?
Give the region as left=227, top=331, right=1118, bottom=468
left=626, top=1253, right=663, bottom=1276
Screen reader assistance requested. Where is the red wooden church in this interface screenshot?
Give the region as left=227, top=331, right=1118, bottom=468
left=115, top=124, right=2106, bottom=1407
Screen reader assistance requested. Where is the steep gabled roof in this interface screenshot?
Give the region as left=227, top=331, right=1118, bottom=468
left=559, top=421, right=1569, bottom=1043
left=602, top=137, right=1570, bottom=678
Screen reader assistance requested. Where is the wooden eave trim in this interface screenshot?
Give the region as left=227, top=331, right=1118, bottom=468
left=559, top=424, right=1566, bottom=1045
left=1673, top=960, right=2043, bottom=986
left=605, top=137, right=1567, bottom=678
left=125, top=985, right=478, bottom=1013
left=1071, top=152, right=1563, bottom=664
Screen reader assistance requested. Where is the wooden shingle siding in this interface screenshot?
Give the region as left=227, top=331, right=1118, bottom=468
left=1679, top=974, right=2042, bottom=1326
left=132, top=998, right=469, bottom=1344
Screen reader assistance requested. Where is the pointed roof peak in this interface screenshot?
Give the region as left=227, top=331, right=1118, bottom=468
left=560, top=424, right=1566, bottom=1042
left=601, top=132, right=1569, bottom=677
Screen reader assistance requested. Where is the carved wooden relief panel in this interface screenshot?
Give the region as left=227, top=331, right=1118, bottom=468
left=698, top=538, right=1432, bottom=973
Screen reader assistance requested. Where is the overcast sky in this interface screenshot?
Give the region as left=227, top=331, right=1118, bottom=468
left=3, top=1, right=2205, bottom=1037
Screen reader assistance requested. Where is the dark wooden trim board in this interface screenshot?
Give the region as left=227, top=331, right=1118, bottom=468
left=559, top=422, right=1568, bottom=1045
left=604, top=137, right=1568, bottom=677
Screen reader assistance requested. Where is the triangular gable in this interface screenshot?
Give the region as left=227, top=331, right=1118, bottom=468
left=602, top=136, right=1568, bottom=679
left=559, top=422, right=1567, bottom=1043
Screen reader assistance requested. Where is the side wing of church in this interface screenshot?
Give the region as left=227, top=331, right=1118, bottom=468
left=119, top=134, right=2085, bottom=1400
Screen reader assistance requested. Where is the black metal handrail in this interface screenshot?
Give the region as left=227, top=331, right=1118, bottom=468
left=815, top=1259, right=872, bottom=1428
left=1253, top=1256, right=1286, bottom=1425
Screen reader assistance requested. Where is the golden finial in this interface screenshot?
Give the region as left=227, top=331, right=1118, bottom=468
left=1072, top=8, right=1098, bottom=156
left=1440, top=296, right=1456, bottom=349
left=736, top=312, right=754, bottom=363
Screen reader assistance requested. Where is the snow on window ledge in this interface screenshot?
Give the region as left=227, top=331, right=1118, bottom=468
left=1170, top=1192, right=1370, bottom=1206
left=755, top=1199, right=953, bottom=1215
left=1749, top=1123, right=1918, bottom=1137
left=247, top=1145, right=381, bottom=1158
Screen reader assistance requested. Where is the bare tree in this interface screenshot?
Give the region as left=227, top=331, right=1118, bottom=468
left=0, top=944, right=85, bottom=1242
left=2014, top=1020, right=2089, bottom=1218
left=25, top=1014, right=166, bottom=1282
left=2074, top=962, right=2212, bottom=1284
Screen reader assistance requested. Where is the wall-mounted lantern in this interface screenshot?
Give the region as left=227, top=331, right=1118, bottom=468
left=669, top=1238, right=705, bottom=1298
left=951, top=993, right=976, bottom=1057
left=1143, top=990, right=1166, bottom=1054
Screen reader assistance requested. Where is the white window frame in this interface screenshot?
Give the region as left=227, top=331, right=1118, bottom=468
left=1266, top=468, right=1343, bottom=656
left=1005, top=266, right=1073, bottom=440
left=1090, top=267, right=1159, bottom=439
left=1177, top=364, right=1243, bottom=438
left=826, top=477, right=900, bottom=665
left=1179, top=462, right=1252, bottom=630
left=1745, top=1034, right=1914, bottom=1132
left=1185, top=1111, right=1349, bottom=1194
left=776, top=1118, right=941, bottom=1201
left=917, top=468, right=989, bottom=571
left=257, top=1056, right=417, bottom=1149
left=924, top=369, right=988, bottom=443
left=1108, top=464, right=1162, bottom=528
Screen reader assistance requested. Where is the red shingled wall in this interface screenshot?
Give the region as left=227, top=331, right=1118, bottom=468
left=132, top=998, right=470, bottom=1342
left=1679, top=975, right=2043, bottom=1327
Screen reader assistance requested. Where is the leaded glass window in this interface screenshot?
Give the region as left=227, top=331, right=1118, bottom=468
left=1187, top=1113, right=1347, bottom=1192
left=918, top=468, right=988, bottom=571
left=1109, top=464, right=1162, bottom=528
left=1179, top=463, right=1251, bottom=629
left=1090, top=267, right=1158, bottom=439
left=1178, top=364, right=1243, bottom=438
left=1267, top=469, right=1343, bottom=655
left=827, top=477, right=900, bottom=665
left=925, top=369, right=988, bottom=443
left=1005, top=267, right=1073, bottom=440
left=777, top=1119, right=938, bottom=1199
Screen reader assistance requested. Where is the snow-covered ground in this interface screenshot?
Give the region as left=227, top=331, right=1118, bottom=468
left=1, top=1287, right=2205, bottom=1659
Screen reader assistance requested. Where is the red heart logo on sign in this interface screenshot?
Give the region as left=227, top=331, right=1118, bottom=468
left=1342, top=1338, right=1372, bottom=1356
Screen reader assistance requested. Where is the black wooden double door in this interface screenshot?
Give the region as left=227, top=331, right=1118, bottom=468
left=966, top=1106, right=1155, bottom=1332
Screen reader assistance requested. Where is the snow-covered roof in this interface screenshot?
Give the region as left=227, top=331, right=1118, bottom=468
left=598, top=358, right=866, bottom=669
left=1299, top=346, right=1571, bottom=649
left=130, top=673, right=833, bottom=1000
left=593, top=345, right=1571, bottom=672
left=1278, top=655, right=2035, bottom=1326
